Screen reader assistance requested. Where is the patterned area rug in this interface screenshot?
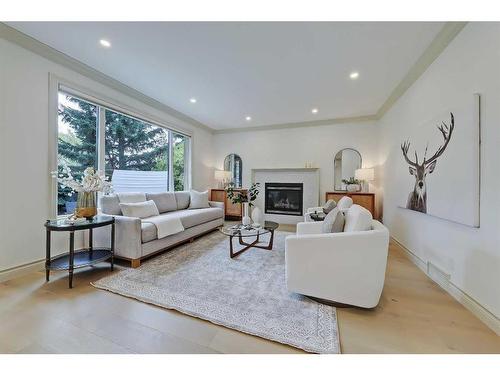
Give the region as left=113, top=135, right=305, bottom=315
left=92, top=230, right=340, bottom=353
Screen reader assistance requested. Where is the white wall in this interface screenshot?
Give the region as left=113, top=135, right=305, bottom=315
left=213, top=122, right=381, bottom=210
left=0, top=38, right=214, bottom=272
left=378, top=23, right=500, bottom=318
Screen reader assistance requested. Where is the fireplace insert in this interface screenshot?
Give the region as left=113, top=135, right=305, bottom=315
left=265, top=182, right=304, bottom=216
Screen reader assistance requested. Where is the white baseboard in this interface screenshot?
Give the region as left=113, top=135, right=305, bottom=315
left=391, top=237, right=500, bottom=336
left=0, top=259, right=45, bottom=283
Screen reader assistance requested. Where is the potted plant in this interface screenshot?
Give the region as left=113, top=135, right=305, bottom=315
left=226, top=182, right=260, bottom=225
left=342, top=177, right=361, bottom=192
left=52, top=163, right=112, bottom=219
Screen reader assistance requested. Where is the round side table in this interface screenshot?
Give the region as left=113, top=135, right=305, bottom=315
left=44, top=215, right=115, bottom=288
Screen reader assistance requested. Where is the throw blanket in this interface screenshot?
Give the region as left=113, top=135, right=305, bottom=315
left=142, top=215, right=184, bottom=239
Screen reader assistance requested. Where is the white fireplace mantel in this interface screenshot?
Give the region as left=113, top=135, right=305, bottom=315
left=251, top=168, right=320, bottom=224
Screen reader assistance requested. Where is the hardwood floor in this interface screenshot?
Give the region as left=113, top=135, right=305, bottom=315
left=0, top=227, right=498, bottom=354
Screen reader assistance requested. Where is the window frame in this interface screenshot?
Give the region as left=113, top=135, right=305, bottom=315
left=49, top=75, right=192, bottom=218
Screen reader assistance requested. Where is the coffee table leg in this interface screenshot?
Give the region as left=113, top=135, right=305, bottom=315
left=231, top=235, right=258, bottom=258
left=45, top=228, right=51, bottom=282
left=89, top=228, right=93, bottom=258
left=69, top=231, right=75, bottom=289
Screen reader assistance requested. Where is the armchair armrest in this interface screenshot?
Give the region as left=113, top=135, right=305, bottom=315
left=209, top=201, right=224, bottom=209
left=296, top=221, right=323, bottom=235
left=94, top=214, right=142, bottom=259
left=306, top=206, right=324, bottom=214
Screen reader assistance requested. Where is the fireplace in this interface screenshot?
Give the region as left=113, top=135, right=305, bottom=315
left=265, top=183, right=304, bottom=216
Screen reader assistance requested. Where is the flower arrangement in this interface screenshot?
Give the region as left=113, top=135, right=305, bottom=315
left=52, top=163, right=112, bottom=194
left=226, top=182, right=260, bottom=207
left=51, top=163, right=112, bottom=219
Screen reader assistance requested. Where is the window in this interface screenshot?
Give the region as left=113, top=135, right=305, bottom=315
left=57, top=93, right=98, bottom=215
left=104, top=109, right=170, bottom=193
left=56, top=89, right=191, bottom=215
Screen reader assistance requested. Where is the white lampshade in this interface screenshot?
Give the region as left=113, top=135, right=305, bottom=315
left=214, top=170, right=226, bottom=180
left=214, top=170, right=232, bottom=180
left=355, top=168, right=375, bottom=181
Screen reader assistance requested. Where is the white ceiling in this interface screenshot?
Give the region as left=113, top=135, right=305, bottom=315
left=9, top=22, right=444, bottom=130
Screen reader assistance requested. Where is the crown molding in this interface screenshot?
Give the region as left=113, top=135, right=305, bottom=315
left=214, top=114, right=377, bottom=134
left=0, top=22, right=214, bottom=134
left=375, top=21, right=468, bottom=119
left=215, top=22, right=467, bottom=134
left=1, top=22, right=467, bottom=135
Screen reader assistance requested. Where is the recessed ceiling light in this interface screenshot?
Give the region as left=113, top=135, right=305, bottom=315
left=190, top=98, right=197, bottom=103
left=245, top=116, right=252, bottom=121
left=311, top=108, right=319, bottom=114
left=99, top=39, right=111, bottom=48
left=350, top=71, right=359, bottom=80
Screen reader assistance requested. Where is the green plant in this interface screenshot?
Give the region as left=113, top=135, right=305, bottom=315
left=342, top=177, right=361, bottom=185
left=226, top=182, right=260, bottom=207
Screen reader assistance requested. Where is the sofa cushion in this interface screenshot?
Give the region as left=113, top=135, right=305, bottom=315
left=146, top=192, right=177, bottom=213
left=321, top=207, right=345, bottom=233
left=120, top=200, right=160, bottom=219
left=140, top=207, right=223, bottom=243
left=117, top=192, right=147, bottom=203
left=189, top=190, right=210, bottom=209
left=175, top=191, right=191, bottom=210
left=344, top=204, right=372, bottom=232
left=100, top=194, right=122, bottom=215
left=141, top=222, right=157, bottom=243
left=163, top=207, right=223, bottom=229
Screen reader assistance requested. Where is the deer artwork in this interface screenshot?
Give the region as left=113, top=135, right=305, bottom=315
left=401, top=112, right=455, bottom=214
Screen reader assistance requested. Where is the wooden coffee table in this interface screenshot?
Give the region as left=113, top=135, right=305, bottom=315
left=220, top=221, right=279, bottom=258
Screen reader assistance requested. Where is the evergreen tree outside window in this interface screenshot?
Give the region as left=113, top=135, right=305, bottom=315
left=56, top=90, right=191, bottom=215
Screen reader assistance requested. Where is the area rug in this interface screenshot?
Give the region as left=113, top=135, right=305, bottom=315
left=92, top=230, right=340, bottom=354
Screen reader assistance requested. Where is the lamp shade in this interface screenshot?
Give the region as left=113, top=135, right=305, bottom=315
left=214, top=170, right=225, bottom=180
left=214, top=170, right=231, bottom=180
left=355, top=168, right=374, bottom=181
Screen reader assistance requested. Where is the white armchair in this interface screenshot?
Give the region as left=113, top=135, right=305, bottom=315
left=286, top=207, right=389, bottom=308
left=304, top=196, right=353, bottom=222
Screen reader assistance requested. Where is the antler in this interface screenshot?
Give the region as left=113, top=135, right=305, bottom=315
left=401, top=140, right=419, bottom=167
left=424, top=112, right=455, bottom=165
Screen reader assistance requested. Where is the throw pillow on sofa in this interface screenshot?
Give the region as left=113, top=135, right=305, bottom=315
left=321, top=207, right=345, bottom=233
left=189, top=190, right=210, bottom=209
left=120, top=200, right=160, bottom=218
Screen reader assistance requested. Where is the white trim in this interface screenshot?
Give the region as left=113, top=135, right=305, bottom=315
left=0, top=259, right=45, bottom=283
left=48, top=74, right=59, bottom=219
left=391, top=236, right=500, bottom=336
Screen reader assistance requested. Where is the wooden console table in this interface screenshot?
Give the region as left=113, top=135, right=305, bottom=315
left=325, top=191, right=376, bottom=218
left=210, top=188, right=247, bottom=219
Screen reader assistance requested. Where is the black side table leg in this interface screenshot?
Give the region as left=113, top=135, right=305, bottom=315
left=69, top=231, right=75, bottom=289
left=45, top=227, right=51, bottom=282
left=110, top=222, right=115, bottom=271
left=89, top=228, right=93, bottom=259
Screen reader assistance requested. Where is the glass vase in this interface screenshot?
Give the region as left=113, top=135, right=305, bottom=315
left=76, top=192, right=97, bottom=219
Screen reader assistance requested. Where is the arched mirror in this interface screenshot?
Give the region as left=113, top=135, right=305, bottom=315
left=334, top=148, right=362, bottom=190
left=224, top=153, right=243, bottom=188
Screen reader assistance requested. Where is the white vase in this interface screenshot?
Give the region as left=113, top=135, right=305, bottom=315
left=251, top=206, right=263, bottom=225
left=347, top=184, right=360, bottom=192
left=242, top=202, right=252, bottom=225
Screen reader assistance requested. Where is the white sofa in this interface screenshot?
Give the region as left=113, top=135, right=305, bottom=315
left=304, top=196, right=353, bottom=222
left=286, top=204, right=389, bottom=308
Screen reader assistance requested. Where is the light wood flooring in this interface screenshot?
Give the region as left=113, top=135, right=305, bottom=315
left=0, top=226, right=499, bottom=354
